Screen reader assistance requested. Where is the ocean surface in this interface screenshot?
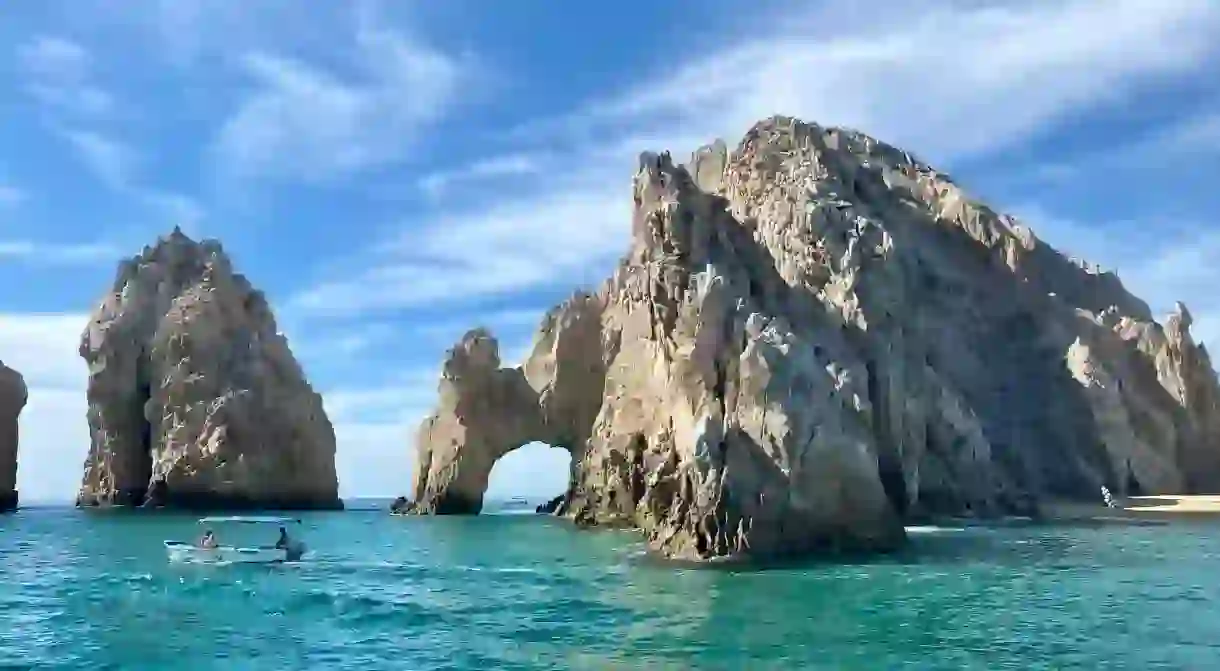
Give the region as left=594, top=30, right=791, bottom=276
left=2, top=499, right=1219, bottom=670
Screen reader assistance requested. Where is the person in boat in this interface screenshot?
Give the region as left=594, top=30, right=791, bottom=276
left=274, top=526, right=291, bottom=550
left=198, top=529, right=218, bottom=549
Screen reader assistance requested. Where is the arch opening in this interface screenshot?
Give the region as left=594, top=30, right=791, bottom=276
left=485, top=442, right=573, bottom=514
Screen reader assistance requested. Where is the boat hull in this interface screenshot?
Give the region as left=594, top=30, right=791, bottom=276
left=164, top=541, right=300, bottom=564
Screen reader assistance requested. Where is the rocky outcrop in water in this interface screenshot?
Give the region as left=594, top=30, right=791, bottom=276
left=76, top=228, right=342, bottom=510
left=0, top=361, right=27, bottom=512
left=536, top=493, right=565, bottom=515
left=403, top=116, right=1220, bottom=561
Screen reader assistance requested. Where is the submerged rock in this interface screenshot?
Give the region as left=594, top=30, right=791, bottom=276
left=403, top=116, right=1220, bottom=562
left=76, top=227, right=342, bottom=511
left=0, top=361, right=27, bottom=512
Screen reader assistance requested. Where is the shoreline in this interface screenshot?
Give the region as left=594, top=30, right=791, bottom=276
left=1036, top=495, right=1220, bottom=525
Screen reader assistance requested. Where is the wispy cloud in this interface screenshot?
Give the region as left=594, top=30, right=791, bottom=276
left=293, top=0, right=1220, bottom=321
left=417, top=152, right=551, bottom=198
left=53, top=128, right=205, bottom=231
left=0, top=240, right=120, bottom=266
left=291, top=182, right=627, bottom=315
left=213, top=15, right=468, bottom=183
left=1158, top=110, right=1220, bottom=154
left=17, top=35, right=114, bottom=117
left=527, top=0, right=1220, bottom=164
left=0, top=184, right=25, bottom=209
left=1014, top=204, right=1220, bottom=348
left=57, top=128, right=135, bottom=190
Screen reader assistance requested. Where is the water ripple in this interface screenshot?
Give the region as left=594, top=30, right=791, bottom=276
left=2, top=510, right=1219, bottom=669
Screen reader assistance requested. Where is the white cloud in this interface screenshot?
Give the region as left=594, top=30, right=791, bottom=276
left=417, top=152, right=551, bottom=198
left=1014, top=205, right=1220, bottom=349
left=58, top=128, right=135, bottom=190
left=0, top=240, right=119, bottom=265
left=0, top=313, right=90, bottom=390
left=539, top=0, right=1220, bottom=165
left=0, top=184, right=25, bottom=208
left=323, top=368, right=438, bottom=498
left=1164, top=112, right=1220, bottom=151
left=292, top=0, right=1220, bottom=321
left=291, top=183, right=628, bottom=315
left=17, top=35, right=114, bottom=117
left=139, top=191, right=206, bottom=232
left=52, top=128, right=206, bottom=232
left=333, top=420, right=413, bottom=498
left=214, top=19, right=466, bottom=182
left=0, top=313, right=90, bottom=502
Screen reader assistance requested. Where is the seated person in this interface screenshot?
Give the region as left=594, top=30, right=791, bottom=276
left=198, top=529, right=218, bottom=549
left=274, top=526, right=291, bottom=550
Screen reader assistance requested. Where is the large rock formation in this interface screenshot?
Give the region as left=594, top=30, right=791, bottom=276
left=76, top=228, right=342, bottom=510
left=404, top=116, right=1220, bottom=561
left=0, top=361, right=27, bottom=512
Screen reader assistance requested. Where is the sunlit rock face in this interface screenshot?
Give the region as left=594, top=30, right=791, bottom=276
left=404, top=116, right=1220, bottom=562
left=76, top=228, right=342, bottom=511
left=0, top=360, right=27, bottom=512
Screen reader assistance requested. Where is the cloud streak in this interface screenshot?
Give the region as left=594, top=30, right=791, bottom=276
left=213, top=17, right=468, bottom=183
left=0, top=184, right=25, bottom=208
left=0, top=240, right=120, bottom=266
left=17, top=35, right=115, bottom=117
left=292, top=0, right=1220, bottom=321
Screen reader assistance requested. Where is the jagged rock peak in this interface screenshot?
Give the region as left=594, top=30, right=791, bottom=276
left=77, top=229, right=341, bottom=511
left=0, top=361, right=28, bottom=512
left=403, top=115, right=1220, bottom=562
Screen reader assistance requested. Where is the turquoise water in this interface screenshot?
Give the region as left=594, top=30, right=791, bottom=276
left=2, top=501, right=1219, bottom=670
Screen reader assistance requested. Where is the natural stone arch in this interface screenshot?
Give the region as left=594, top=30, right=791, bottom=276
left=404, top=295, right=609, bottom=516
left=405, top=329, right=563, bottom=514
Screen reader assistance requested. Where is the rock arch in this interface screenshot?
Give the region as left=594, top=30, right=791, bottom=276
left=406, top=329, right=557, bottom=514
left=405, top=293, right=609, bottom=516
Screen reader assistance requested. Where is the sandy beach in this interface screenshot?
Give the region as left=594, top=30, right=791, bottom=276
left=1041, top=495, right=1220, bottom=525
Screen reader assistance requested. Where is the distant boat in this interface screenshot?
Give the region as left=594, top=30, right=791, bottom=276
left=164, top=515, right=308, bottom=564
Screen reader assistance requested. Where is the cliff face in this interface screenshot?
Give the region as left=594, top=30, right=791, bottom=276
left=0, top=361, right=27, bottom=512
left=76, top=228, right=342, bottom=510
left=406, top=116, right=1220, bottom=561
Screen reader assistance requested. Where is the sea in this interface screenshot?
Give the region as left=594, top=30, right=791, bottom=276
left=2, top=498, right=1219, bottom=670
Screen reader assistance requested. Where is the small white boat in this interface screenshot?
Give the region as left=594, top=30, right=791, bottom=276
left=164, top=515, right=308, bottom=564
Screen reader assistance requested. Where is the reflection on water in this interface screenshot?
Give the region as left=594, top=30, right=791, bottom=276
left=2, top=507, right=1219, bottom=670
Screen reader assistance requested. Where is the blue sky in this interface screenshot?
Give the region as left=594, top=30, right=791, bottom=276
left=2, top=0, right=1219, bottom=502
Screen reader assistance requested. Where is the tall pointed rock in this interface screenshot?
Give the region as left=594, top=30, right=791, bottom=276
left=77, top=228, right=341, bottom=510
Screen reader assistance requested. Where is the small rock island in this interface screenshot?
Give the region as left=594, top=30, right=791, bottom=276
left=401, top=116, right=1220, bottom=563
left=0, top=360, right=27, bottom=512
left=76, top=228, right=342, bottom=511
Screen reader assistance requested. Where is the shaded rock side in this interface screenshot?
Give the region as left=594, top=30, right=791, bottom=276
left=76, top=228, right=342, bottom=511
left=0, top=361, right=27, bottom=512
left=405, top=116, right=1220, bottom=562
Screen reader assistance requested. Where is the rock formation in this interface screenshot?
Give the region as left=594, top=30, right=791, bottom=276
left=403, top=116, right=1220, bottom=561
left=0, top=361, right=27, bottom=512
left=76, top=228, right=342, bottom=510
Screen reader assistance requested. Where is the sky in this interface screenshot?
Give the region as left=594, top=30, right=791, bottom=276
left=2, top=0, right=1219, bottom=502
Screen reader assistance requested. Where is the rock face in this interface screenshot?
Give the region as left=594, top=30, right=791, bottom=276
left=76, top=228, right=342, bottom=510
left=405, top=116, right=1220, bottom=561
left=0, top=361, right=27, bottom=512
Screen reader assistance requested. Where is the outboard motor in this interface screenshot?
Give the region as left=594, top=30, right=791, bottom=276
left=285, top=540, right=307, bottom=561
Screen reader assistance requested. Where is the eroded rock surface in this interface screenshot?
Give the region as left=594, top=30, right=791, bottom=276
left=405, top=116, right=1220, bottom=561
left=0, top=361, right=27, bottom=512
left=77, top=228, right=341, bottom=510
